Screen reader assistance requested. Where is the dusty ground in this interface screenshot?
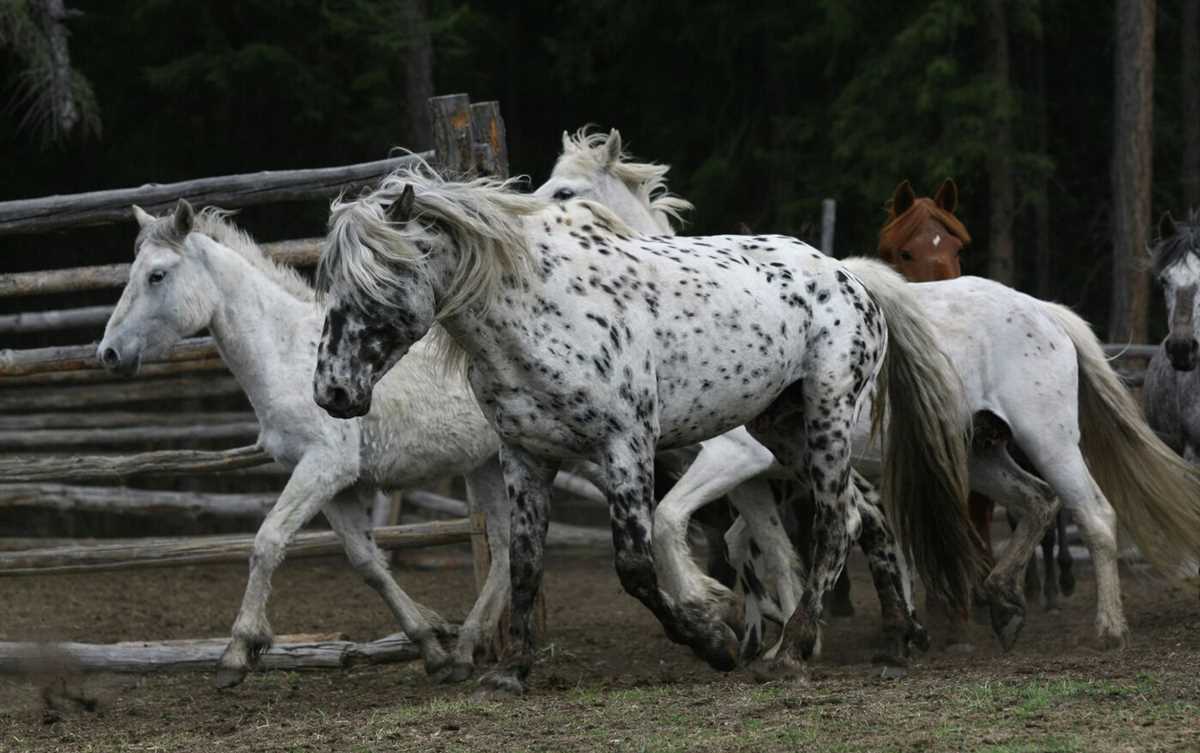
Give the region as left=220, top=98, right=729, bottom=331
left=1, top=545, right=1198, bottom=753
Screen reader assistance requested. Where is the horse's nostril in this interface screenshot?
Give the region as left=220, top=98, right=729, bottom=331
left=328, top=386, right=349, bottom=408
left=101, top=347, right=120, bottom=367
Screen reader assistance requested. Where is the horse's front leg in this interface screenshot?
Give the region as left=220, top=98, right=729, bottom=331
left=478, top=445, right=558, bottom=697
left=215, top=452, right=354, bottom=688
left=455, top=456, right=512, bottom=669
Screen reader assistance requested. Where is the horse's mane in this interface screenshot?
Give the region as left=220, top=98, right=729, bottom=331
left=557, top=128, right=693, bottom=232
left=136, top=208, right=315, bottom=303
left=318, top=157, right=544, bottom=372
left=1152, top=208, right=1200, bottom=276
left=878, top=197, right=972, bottom=254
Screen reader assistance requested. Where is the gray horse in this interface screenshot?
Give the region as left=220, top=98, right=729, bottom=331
left=1145, top=210, right=1200, bottom=462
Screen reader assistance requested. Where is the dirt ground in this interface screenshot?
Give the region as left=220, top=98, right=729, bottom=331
left=1, top=544, right=1198, bottom=753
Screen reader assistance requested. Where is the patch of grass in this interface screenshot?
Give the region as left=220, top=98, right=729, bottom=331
left=978, top=737, right=1082, bottom=753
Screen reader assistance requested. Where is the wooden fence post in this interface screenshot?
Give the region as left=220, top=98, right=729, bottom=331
left=821, top=198, right=837, bottom=257
left=428, top=94, right=475, bottom=175
left=469, top=101, right=509, bottom=179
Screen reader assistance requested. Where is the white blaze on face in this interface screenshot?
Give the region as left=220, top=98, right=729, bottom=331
left=932, top=234, right=942, bottom=248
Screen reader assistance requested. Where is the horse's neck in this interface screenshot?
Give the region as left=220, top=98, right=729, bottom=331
left=202, top=244, right=317, bottom=415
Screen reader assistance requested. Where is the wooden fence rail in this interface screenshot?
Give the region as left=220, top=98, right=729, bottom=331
left=0, top=305, right=114, bottom=335
left=0, top=633, right=421, bottom=675
left=0, top=518, right=476, bottom=575
left=0, top=411, right=254, bottom=431
left=0, top=444, right=270, bottom=483
left=0, top=483, right=275, bottom=516
left=1, top=337, right=217, bottom=378
left=0, top=238, right=319, bottom=299
left=0, top=153, right=433, bottom=237
left=0, top=421, right=260, bottom=450
left=0, top=375, right=244, bottom=412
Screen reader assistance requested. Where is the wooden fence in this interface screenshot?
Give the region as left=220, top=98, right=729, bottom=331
left=0, top=93, right=550, bottom=676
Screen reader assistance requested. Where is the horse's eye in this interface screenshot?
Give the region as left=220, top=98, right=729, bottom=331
left=899, top=250, right=914, bottom=262
left=149, top=269, right=167, bottom=285
left=553, top=188, right=575, bottom=201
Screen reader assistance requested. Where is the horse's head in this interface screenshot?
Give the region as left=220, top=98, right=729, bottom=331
left=878, top=179, right=969, bottom=282
left=1152, top=211, right=1200, bottom=371
left=98, top=200, right=219, bottom=375
left=313, top=184, right=435, bottom=418
left=534, top=128, right=690, bottom=236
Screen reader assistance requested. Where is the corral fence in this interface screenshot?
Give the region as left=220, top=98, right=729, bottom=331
left=0, top=93, right=609, bottom=675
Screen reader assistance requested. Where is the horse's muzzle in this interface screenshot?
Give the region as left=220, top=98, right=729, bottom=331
left=314, top=383, right=371, bottom=419
left=1165, top=337, right=1198, bottom=372
left=97, top=343, right=141, bottom=376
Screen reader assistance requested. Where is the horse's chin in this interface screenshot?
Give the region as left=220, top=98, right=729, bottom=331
left=1170, top=356, right=1198, bottom=373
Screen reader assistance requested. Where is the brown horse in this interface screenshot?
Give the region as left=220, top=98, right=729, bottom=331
left=877, top=179, right=1074, bottom=616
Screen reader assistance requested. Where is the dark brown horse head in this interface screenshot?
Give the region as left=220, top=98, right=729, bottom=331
left=878, top=179, right=971, bottom=282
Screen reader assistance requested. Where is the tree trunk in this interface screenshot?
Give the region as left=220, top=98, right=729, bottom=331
left=1183, top=0, right=1200, bottom=210
left=400, top=0, right=434, bottom=151
left=1032, top=0, right=1054, bottom=299
left=986, top=0, right=1016, bottom=285
left=28, top=0, right=78, bottom=137
left=1109, top=0, right=1156, bottom=343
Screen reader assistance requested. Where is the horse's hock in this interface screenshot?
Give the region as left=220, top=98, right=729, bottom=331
left=0, top=94, right=542, bottom=675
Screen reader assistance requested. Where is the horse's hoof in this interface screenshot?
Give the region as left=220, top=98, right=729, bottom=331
left=1095, top=627, right=1129, bottom=651
left=747, top=655, right=808, bottom=684
left=213, top=665, right=248, bottom=689
left=909, top=622, right=931, bottom=654
left=996, top=612, right=1025, bottom=653
left=986, top=585, right=1026, bottom=651
left=431, top=659, right=474, bottom=685
left=1059, top=571, right=1076, bottom=598
left=477, top=670, right=526, bottom=698
left=692, top=624, right=740, bottom=672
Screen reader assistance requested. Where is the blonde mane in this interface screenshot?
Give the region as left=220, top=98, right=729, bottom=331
left=318, top=158, right=545, bottom=372
left=557, top=128, right=693, bottom=231
left=136, top=207, right=315, bottom=303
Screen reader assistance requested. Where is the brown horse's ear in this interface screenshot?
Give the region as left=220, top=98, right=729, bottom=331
left=890, top=180, right=915, bottom=217
left=934, top=178, right=959, bottom=213
left=1160, top=210, right=1178, bottom=240
left=172, top=199, right=195, bottom=237
left=386, top=184, right=416, bottom=223
left=736, top=222, right=753, bottom=235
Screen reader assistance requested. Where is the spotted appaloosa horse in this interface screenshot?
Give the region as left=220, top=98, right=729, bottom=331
left=880, top=179, right=1075, bottom=616
left=311, top=162, right=978, bottom=694
left=537, top=129, right=1200, bottom=660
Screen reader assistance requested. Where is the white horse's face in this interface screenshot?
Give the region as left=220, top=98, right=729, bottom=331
left=98, top=204, right=217, bottom=375
left=535, top=166, right=662, bottom=235
left=1158, top=252, right=1200, bottom=371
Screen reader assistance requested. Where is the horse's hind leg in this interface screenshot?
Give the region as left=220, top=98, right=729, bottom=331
left=322, top=487, right=458, bottom=681
left=215, top=453, right=352, bottom=689
left=454, top=456, right=512, bottom=670
left=1056, top=511, right=1076, bottom=596
left=746, top=380, right=861, bottom=676
left=852, top=472, right=929, bottom=664
left=1009, top=510, right=1044, bottom=604
left=1040, top=515, right=1062, bottom=611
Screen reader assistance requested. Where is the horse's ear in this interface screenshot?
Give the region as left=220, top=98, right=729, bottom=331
left=386, top=184, right=416, bottom=223
left=1160, top=210, right=1178, bottom=241
left=562, top=130, right=572, bottom=152
left=891, top=180, right=915, bottom=217
left=132, top=205, right=156, bottom=228
left=934, top=178, right=959, bottom=213
left=604, top=129, right=622, bottom=168
left=173, top=199, right=195, bottom=237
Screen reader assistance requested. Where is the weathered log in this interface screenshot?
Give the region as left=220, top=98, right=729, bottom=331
left=429, top=94, right=475, bottom=175
left=0, top=358, right=228, bottom=387
left=0, top=632, right=421, bottom=675
left=405, top=490, right=610, bottom=549
left=0, top=411, right=253, bottom=431
left=0, top=421, right=259, bottom=450
left=0, top=305, right=113, bottom=335
left=0, top=518, right=476, bottom=575
left=0, top=153, right=433, bottom=237
left=0, top=444, right=270, bottom=483
left=0, top=375, right=245, bottom=411
left=0, top=237, right=319, bottom=299
left=0, top=483, right=275, bottom=516
left=0, top=336, right=217, bottom=377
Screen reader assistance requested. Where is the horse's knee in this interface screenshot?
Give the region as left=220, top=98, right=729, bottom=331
left=251, top=525, right=287, bottom=570
left=614, top=550, right=657, bottom=601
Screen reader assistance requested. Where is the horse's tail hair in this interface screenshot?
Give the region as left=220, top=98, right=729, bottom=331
left=1042, top=301, right=1200, bottom=584
left=841, top=257, right=982, bottom=611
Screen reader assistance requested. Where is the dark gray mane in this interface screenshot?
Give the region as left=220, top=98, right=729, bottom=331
left=1153, top=209, right=1200, bottom=277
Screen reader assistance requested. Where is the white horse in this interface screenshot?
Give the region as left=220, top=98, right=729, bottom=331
left=311, top=161, right=976, bottom=696
left=536, top=128, right=1200, bottom=654
left=98, top=203, right=514, bottom=687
